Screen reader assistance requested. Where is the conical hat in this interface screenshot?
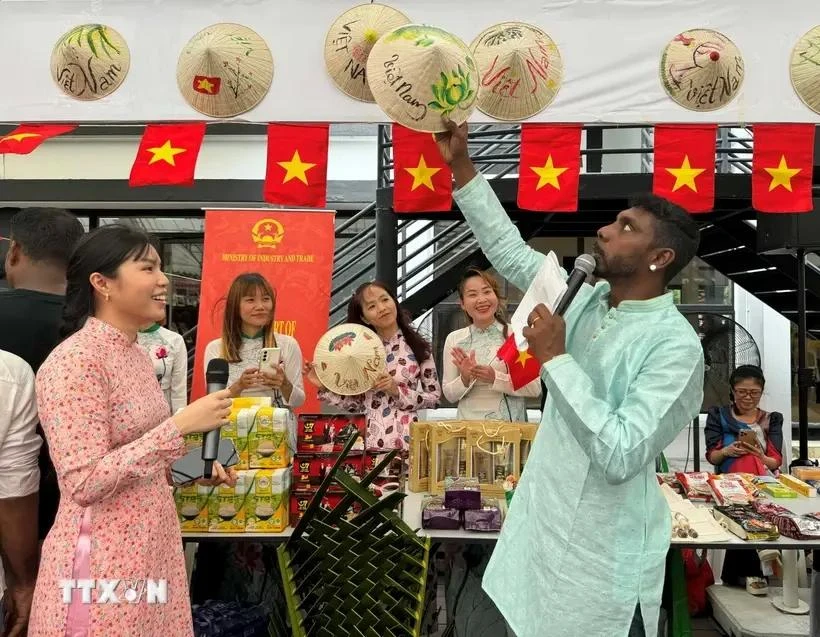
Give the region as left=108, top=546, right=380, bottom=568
left=177, top=23, right=273, bottom=118
left=790, top=26, right=820, bottom=115
left=366, top=24, right=478, bottom=132
left=313, top=323, right=387, bottom=396
left=470, top=22, right=563, bottom=121
left=324, top=3, right=410, bottom=102
left=51, top=24, right=130, bottom=101
left=659, top=29, right=744, bottom=111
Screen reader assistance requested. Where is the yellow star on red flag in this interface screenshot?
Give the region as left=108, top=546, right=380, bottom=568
left=515, top=349, right=533, bottom=367
left=764, top=155, right=802, bottom=192
left=666, top=155, right=705, bottom=192
left=0, top=132, right=41, bottom=144
left=531, top=155, right=568, bottom=190
left=405, top=155, right=441, bottom=191
left=278, top=150, right=316, bottom=185
left=147, top=140, right=187, bottom=166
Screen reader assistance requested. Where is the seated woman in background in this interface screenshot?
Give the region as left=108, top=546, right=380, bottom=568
left=203, top=272, right=304, bottom=409
left=442, top=267, right=540, bottom=420
left=705, top=364, right=783, bottom=476
left=705, top=364, right=784, bottom=595
left=304, top=281, right=440, bottom=450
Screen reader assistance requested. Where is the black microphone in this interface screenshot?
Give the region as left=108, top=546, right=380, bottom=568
left=553, top=254, right=596, bottom=317
left=202, top=358, right=230, bottom=479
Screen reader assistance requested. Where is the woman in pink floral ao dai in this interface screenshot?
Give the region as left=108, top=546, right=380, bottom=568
left=30, top=226, right=235, bottom=637
left=305, top=282, right=440, bottom=450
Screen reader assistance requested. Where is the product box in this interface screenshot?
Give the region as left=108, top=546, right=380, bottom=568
left=246, top=468, right=290, bottom=533
left=296, top=414, right=366, bottom=454
left=208, top=471, right=251, bottom=532
left=183, top=432, right=203, bottom=453
left=291, top=454, right=366, bottom=490
left=248, top=407, right=294, bottom=469
left=222, top=406, right=253, bottom=470
left=174, top=483, right=210, bottom=532
left=289, top=489, right=361, bottom=527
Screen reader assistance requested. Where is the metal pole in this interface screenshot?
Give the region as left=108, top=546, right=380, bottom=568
left=692, top=416, right=700, bottom=471
left=797, top=248, right=811, bottom=463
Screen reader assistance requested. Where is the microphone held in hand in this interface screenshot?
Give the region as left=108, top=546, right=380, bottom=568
left=202, top=358, right=230, bottom=479
left=553, top=254, right=596, bottom=317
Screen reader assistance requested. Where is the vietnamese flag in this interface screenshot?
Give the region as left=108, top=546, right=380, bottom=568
left=129, top=123, right=206, bottom=187
left=392, top=124, right=452, bottom=212
left=193, top=75, right=221, bottom=95
left=652, top=125, right=716, bottom=213
left=0, top=124, right=76, bottom=155
left=264, top=123, right=329, bottom=208
left=752, top=124, right=815, bottom=213
left=517, top=124, right=582, bottom=212
left=497, top=335, right=541, bottom=391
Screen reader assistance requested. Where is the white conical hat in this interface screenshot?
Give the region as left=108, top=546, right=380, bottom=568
left=659, top=28, right=744, bottom=111
left=366, top=24, right=478, bottom=132
left=324, top=3, right=411, bottom=102
left=313, top=323, right=387, bottom=396
left=177, top=23, right=273, bottom=118
left=51, top=24, right=130, bottom=101
left=470, top=22, right=563, bottom=121
left=790, top=25, right=820, bottom=115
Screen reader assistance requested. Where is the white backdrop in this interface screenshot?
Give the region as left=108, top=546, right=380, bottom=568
left=1, top=0, right=820, bottom=124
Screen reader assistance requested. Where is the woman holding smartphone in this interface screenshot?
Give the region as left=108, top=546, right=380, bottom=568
left=203, top=272, right=305, bottom=409
left=30, top=225, right=234, bottom=637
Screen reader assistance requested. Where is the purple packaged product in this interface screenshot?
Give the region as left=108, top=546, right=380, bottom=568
left=443, top=476, right=481, bottom=510
left=464, top=499, right=503, bottom=532
left=421, top=496, right=461, bottom=530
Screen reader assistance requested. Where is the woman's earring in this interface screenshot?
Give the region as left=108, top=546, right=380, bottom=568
left=649, top=264, right=657, bottom=272
left=105, top=293, right=110, bottom=301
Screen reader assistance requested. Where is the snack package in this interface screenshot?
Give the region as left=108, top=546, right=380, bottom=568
left=753, top=476, right=798, bottom=499
left=464, top=499, right=503, bottom=532
left=444, top=476, right=481, bottom=510
left=752, top=499, right=820, bottom=540
left=713, top=505, right=780, bottom=541
left=778, top=474, right=816, bottom=498
left=421, top=496, right=461, bottom=530
left=708, top=476, right=754, bottom=506
left=675, top=472, right=713, bottom=501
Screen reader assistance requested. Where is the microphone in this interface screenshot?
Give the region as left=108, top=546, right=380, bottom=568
left=552, top=254, right=596, bottom=317
left=202, top=358, right=230, bottom=479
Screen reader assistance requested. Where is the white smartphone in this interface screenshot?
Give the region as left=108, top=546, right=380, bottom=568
left=259, top=347, right=281, bottom=375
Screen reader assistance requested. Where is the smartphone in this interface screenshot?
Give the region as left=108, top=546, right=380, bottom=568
left=739, top=429, right=760, bottom=449
left=170, top=439, right=239, bottom=485
left=259, top=347, right=281, bottom=376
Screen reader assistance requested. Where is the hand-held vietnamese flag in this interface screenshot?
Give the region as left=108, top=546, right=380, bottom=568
left=496, top=253, right=568, bottom=389
left=517, top=124, right=582, bottom=212
left=0, top=124, right=77, bottom=155
left=129, top=123, right=206, bottom=187
left=264, top=123, right=329, bottom=208
left=392, top=124, right=452, bottom=212
left=752, top=124, right=815, bottom=213
left=652, top=125, right=716, bottom=213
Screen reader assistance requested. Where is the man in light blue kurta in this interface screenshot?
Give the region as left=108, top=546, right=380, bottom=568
left=435, top=121, right=705, bottom=637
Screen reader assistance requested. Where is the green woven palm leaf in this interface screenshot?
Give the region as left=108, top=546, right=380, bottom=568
left=278, top=433, right=430, bottom=637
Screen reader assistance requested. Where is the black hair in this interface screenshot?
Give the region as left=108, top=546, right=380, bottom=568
left=628, top=193, right=700, bottom=283
left=730, top=364, right=766, bottom=388
left=9, top=207, right=84, bottom=269
left=61, top=225, right=155, bottom=339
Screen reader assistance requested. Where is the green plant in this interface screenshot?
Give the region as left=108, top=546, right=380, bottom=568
left=428, top=66, right=475, bottom=116
left=61, top=24, right=120, bottom=59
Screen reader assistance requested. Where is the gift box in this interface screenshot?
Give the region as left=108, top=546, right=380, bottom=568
left=408, top=421, right=430, bottom=493
left=467, top=423, right=521, bottom=498
left=248, top=407, right=294, bottom=469
left=519, top=423, right=537, bottom=470
left=208, top=471, right=252, bottom=532
left=245, top=468, right=290, bottom=533
left=421, top=495, right=460, bottom=530
left=430, top=421, right=470, bottom=495
left=444, top=476, right=482, bottom=510
left=297, top=414, right=366, bottom=455
left=174, top=483, right=211, bottom=532
left=289, top=489, right=362, bottom=526
left=464, top=498, right=503, bottom=532
left=292, top=454, right=366, bottom=491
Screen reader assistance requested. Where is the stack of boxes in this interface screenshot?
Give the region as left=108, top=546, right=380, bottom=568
left=174, top=397, right=293, bottom=534
left=290, top=414, right=368, bottom=525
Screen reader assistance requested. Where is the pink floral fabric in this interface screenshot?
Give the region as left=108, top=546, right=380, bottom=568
left=319, top=330, right=440, bottom=450
left=30, top=318, right=191, bottom=637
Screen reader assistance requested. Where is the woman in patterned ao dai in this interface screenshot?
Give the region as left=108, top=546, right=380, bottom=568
left=442, top=268, right=541, bottom=420
left=305, top=282, right=441, bottom=451
left=29, top=226, right=234, bottom=637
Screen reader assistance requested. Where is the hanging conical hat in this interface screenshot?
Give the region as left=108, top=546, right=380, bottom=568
left=324, top=3, right=411, bottom=102
left=177, top=23, right=273, bottom=118
left=470, top=22, right=563, bottom=121
left=366, top=24, right=478, bottom=132
left=790, top=26, right=820, bottom=115
left=51, top=24, right=130, bottom=101
left=659, top=29, right=744, bottom=111
left=313, top=323, right=387, bottom=396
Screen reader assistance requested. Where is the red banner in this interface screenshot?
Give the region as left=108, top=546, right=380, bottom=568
left=191, top=210, right=335, bottom=412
